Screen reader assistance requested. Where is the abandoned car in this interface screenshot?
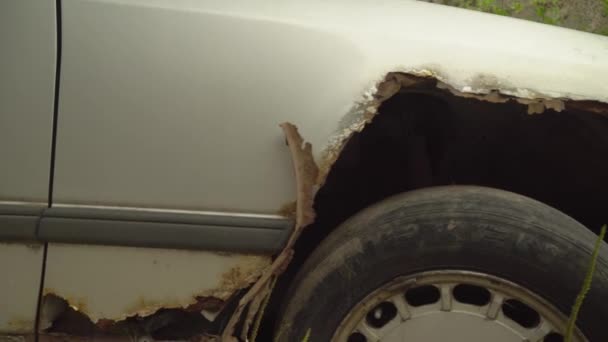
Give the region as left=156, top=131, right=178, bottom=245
left=2, top=0, right=608, bottom=341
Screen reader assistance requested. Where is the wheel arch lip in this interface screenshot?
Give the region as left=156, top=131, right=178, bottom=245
left=285, top=0, right=608, bottom=184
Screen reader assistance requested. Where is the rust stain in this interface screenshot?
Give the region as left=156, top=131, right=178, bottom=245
left=122, top=296, right=167, bottom=318
left=185, top=296, right=224, bottom=312
left=42, top=291, right=227, bottom=329
left=38, top=256, right=272, bottom=339
left=6, top=318, right=34, bottom=333
left=222, top=123, right=319, bottom=341
left=0, top=335, right=33, bottom=342
left=121, top=293, right=227, bottom=319
left=94, top=319, right=116, bottom=331
left=39, top=292, right=224, bottom=340
left=277, top=201, right=296, bottom=219
left=216, top=267, right=256, bottom=297
left=567, top=100, right=608, bottom=116
left=42, top=290, right=89, bottom=316
left=222, top=71, right=608, bottom=340
left=317, top=70, right=608, bottom=188
left=282, top=123, right=320, bottom=231
left=203, top=256, right=269, bottom=301
left=38, top=72, right=603, bottom=341
left=41, top=253, right=268, bottom=329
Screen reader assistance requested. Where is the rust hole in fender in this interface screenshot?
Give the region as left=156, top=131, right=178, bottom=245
left=312, top=72, right=608, bottom=242
left=255, top=72, right=608, bottom=340
left=39, top=293, right=226, bottom=341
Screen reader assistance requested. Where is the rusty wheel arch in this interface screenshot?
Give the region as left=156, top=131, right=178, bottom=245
left=239, top=72, right=608, bottom=341
left=26, top=71, right=608, bottom=341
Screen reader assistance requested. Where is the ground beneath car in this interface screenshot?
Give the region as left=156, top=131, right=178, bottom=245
left=422, top=0, right=608, bottom=36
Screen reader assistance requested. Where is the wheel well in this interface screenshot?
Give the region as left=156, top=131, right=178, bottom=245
left=259, top=83, right=608, bottom=339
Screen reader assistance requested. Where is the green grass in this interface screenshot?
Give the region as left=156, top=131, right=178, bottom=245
left=441, top=0, right=607, bottom=35
left=565, top=225, right=607, bottom=342
left=532, top=0, right=562, bottom=25
left=511, top=1, right=524, bottom=13
left=598, top=27, right=608, bottom=36
left=301, top=329, right=311, bottom=342
left=461, top=0, right=521, bottom=16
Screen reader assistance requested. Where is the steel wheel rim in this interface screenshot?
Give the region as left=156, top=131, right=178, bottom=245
left=333, top=270, right=587, bottom=342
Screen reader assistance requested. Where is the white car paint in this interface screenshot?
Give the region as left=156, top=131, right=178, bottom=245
left=1, top=0, right=608, bottom=337
left=42, top=244, right=270, bottom=322
left=0, top=0, right=55, bottom=335
left=0, top=243, right=44, bottom=334
left=0, top=0, right=56, bottom=202
left=54, top=0, right=608, bottom=214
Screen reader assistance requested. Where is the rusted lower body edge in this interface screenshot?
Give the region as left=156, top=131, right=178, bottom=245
left=221, top=123, right=319, bottom=341
left=221, top=71, right=608, bottom=341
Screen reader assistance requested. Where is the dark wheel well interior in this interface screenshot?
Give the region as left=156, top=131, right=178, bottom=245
left=258, top=86, right=608, bottom=339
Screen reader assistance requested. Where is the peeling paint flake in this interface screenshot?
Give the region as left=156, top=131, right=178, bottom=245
left=222, top=123, right=319, bottom=342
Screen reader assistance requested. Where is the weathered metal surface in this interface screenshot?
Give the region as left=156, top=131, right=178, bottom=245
left=0, top=335, right=35, bottom=342
left=41, top=243, right=270, bottom=330
left=55, top=0, right=608, bottom=216
left=40, top=292, right=223, bottom=340
left=225, top=70, right=608, bottom=340
left=318, top=70, right=608, bottom=188
left=0, top=0, right=56, bottom=203
left=223, top=124, right=319, bottom=341
left=0, top=243, right=44, bottom=335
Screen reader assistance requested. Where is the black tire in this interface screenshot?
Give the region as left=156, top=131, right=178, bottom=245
left=276, top=186, right=608, bottom=341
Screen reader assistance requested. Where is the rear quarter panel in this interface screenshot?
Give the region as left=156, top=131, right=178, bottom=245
left=53, top=0, right=608, bottom=215
left=27, top=0, right=608, bottom=336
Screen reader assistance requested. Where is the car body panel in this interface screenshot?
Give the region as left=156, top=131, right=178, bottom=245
left=2, top=0, right=608, bottom=338
left=53, top=0, right=608, bottom=215
left=41, top=243, right=270, bottom=323
left=0, top=0, right=55, bottom=336
left=39, top=205, right=291, bottom=252
left=0, top=0, right=56, bottom=203
left=0, top=243, right=44, bottom=334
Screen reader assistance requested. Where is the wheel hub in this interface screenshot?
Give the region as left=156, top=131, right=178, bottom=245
left=333, top=271, right=586, bottom=342
left=382, top=308, right=530, bottom=342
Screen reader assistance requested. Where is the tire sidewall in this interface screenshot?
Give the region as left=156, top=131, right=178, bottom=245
left=279, top=188, right=608, bottom=341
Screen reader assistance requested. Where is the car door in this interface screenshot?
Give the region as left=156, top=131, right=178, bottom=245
left=37, top=0, right=359, bottom=338
left=36, top=0, right=297, bottom=338
left=0, top=0, right=56, bottom=339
